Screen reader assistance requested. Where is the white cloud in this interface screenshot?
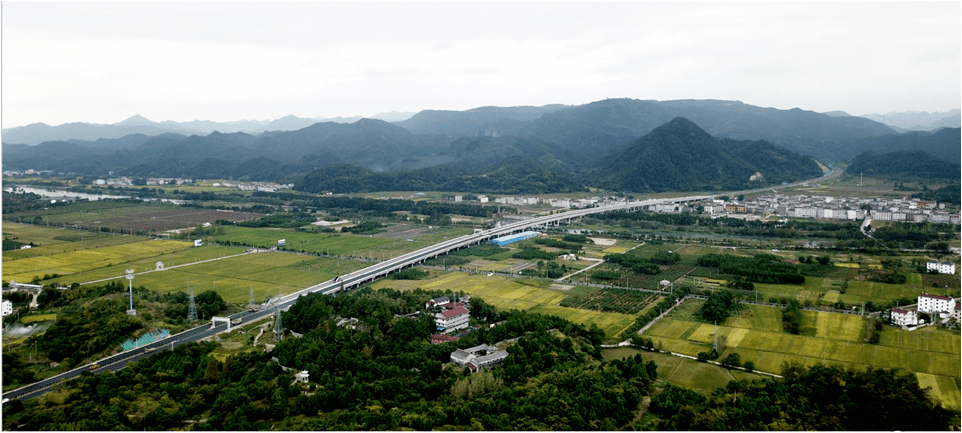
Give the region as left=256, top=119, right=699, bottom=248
left=2, top=1, right=959, bottom=127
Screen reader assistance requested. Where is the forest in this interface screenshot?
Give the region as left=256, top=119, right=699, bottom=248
left=2, top=279, right=956, bottom=430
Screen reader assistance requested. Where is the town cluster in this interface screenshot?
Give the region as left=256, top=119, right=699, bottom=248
left=208, top=181, right=294, bottom=192
left=675, top=194, right=960, bottom=224
left=91, top=177, right=194, bottom=187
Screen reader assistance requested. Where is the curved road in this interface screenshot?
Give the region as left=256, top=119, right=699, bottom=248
left=3, top=168, right=838, bottom=402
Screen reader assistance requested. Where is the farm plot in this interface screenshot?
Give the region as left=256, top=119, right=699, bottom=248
left=14, top=202, right=263, bottom=233
left=132, top=252, right=337, bottom=303
left=559, top=288, right=662, bottom=314
left=212, top=226, right=391, bottom=256
left=642, top=300, right=960, bottom=405
left=45, top=245, right=244, bottom=285
left=3, top=239, right=197, bottom=283
left=602, top=348, right=766, bottom=393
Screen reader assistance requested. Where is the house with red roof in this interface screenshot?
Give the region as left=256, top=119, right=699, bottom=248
left=435, top=305, right=470, bottom=332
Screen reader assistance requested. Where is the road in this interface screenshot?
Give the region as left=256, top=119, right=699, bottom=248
left=2, top=168, right=839, bottom=402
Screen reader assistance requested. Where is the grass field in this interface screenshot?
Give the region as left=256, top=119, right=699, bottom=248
left=371, top=272, right=637, bottom=340
left=644, top=299, right=962, bottom=411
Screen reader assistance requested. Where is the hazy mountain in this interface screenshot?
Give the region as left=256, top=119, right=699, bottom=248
left=860, top=109, right=962, bottom=131
left=2, top=114, right=317, bottom=145
left=372, top=111, right=416, bottom=122
left=847, top=150, right=961, bottom=180
left=841, top=127, right=961, bottom=163
left=513, top=99, right=895, bottom=167
left=592, top=117, right=823, bottom=193
left=395, top=104, right=570, bottom=137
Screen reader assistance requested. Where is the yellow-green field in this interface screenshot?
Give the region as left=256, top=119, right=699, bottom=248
left=129, top=252, right=364, bottom=303
left=3, top=239, right=199, bottom=283
left=603, top=347, right=766, bottom=393
left=644, top=300, right=962, bottom=410
left=20, top=313, right=57, bottom=324
left=372, top=272, right=637, bottom=339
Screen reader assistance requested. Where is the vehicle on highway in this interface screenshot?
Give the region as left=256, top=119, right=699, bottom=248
left=90, top=364, right=99, bottom=370
left=145, top=348, right=154, bottom=353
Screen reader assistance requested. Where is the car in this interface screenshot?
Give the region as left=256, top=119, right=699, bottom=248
left=144, top=348, right=154, bottom=353
left=90, top=364, right=100, bottom=370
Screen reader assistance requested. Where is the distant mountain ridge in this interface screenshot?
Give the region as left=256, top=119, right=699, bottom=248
left=3, top=98, right=958, bottom=194
left=860, top=109, right=961, bottom=131
left=1, top=111, right=417, bottom=145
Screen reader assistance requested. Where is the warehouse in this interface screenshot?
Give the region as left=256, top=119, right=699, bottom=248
left=488, top=231, right=541, bottom=247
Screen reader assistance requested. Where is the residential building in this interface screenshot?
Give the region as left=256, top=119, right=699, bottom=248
left=435, top=305, right=470, bottom=332
left=425, top=296, right=450, bottom=309
left=1, top=300, right=13, bottom=317
left=890, top=308, right=918, bottom=326
left=917, top=293, right=957, bottom=314
left=926, top=261, right=956, bottom=275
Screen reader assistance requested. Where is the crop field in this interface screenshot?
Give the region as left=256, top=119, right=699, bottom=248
left=211, top=226, right=392, bottom=256
left=130, top=252, right=352, bottom=303
left=42, top=245, right=244, bottom=286
left=644, top=299, right=961, bottom=410
left=372, top=272, right=636, bottom=339
left=7, top=202, right=262, bottom=233
left=559, top=288, right=662, bottom=314
left=3, top=238, right=200, bottom=283
left=20, top=313, right=57, bottom=324
left=602, top=347, right=766, bottom=393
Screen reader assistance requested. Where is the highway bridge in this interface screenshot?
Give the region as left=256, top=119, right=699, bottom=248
left=2, top=168, right=838, bottom=402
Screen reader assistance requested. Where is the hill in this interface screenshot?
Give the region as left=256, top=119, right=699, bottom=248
left=592, top=117, right=823, bottom=193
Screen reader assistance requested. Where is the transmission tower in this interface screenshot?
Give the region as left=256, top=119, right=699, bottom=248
left=187, top=281, right=198, bottom=322
left=273, top=308, right=284, bottom=341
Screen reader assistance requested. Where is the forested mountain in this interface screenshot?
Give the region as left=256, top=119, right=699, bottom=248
left=846, top=150, right=961, bottom=180
left=591, top=118, right=823, bottom=193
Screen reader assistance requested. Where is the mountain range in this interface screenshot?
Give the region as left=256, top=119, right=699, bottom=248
left=3, top=98, right=959, bottom=194
left=1, top=112, right=418, bottom=145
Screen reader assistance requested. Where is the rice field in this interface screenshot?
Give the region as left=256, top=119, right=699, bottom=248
left=643, top=299, right=962, bottom=410
left=129, top=252, right=357, bottom=303
left=3, top=238, right=203, bottom=283
left=604, top=347, right=767, bottom=392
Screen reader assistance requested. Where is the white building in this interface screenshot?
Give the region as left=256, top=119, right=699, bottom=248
left=1, top=300, right=13, bottom=317
left=890, top=308, right=918, bottom=326
left=435, top=305, right=470, bottom=332
left=917, top=293, right=957, bottom=315
left=926, top=261, right=956, bottom=275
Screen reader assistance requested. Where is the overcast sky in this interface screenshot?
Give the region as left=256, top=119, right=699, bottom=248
left=2, top=1, right=960, bottom=127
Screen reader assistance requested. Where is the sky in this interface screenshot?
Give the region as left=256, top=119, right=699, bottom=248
left=2, top=1, right=960, bottom=128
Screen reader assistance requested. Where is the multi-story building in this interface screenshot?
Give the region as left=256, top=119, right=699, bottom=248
left=917, top=293, right=957, bottom=315
left=926, top=261, right=956, bottom=275
left=890, top=308, right=918, bottom=326
left=435, top=305, right=470, bottom=333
